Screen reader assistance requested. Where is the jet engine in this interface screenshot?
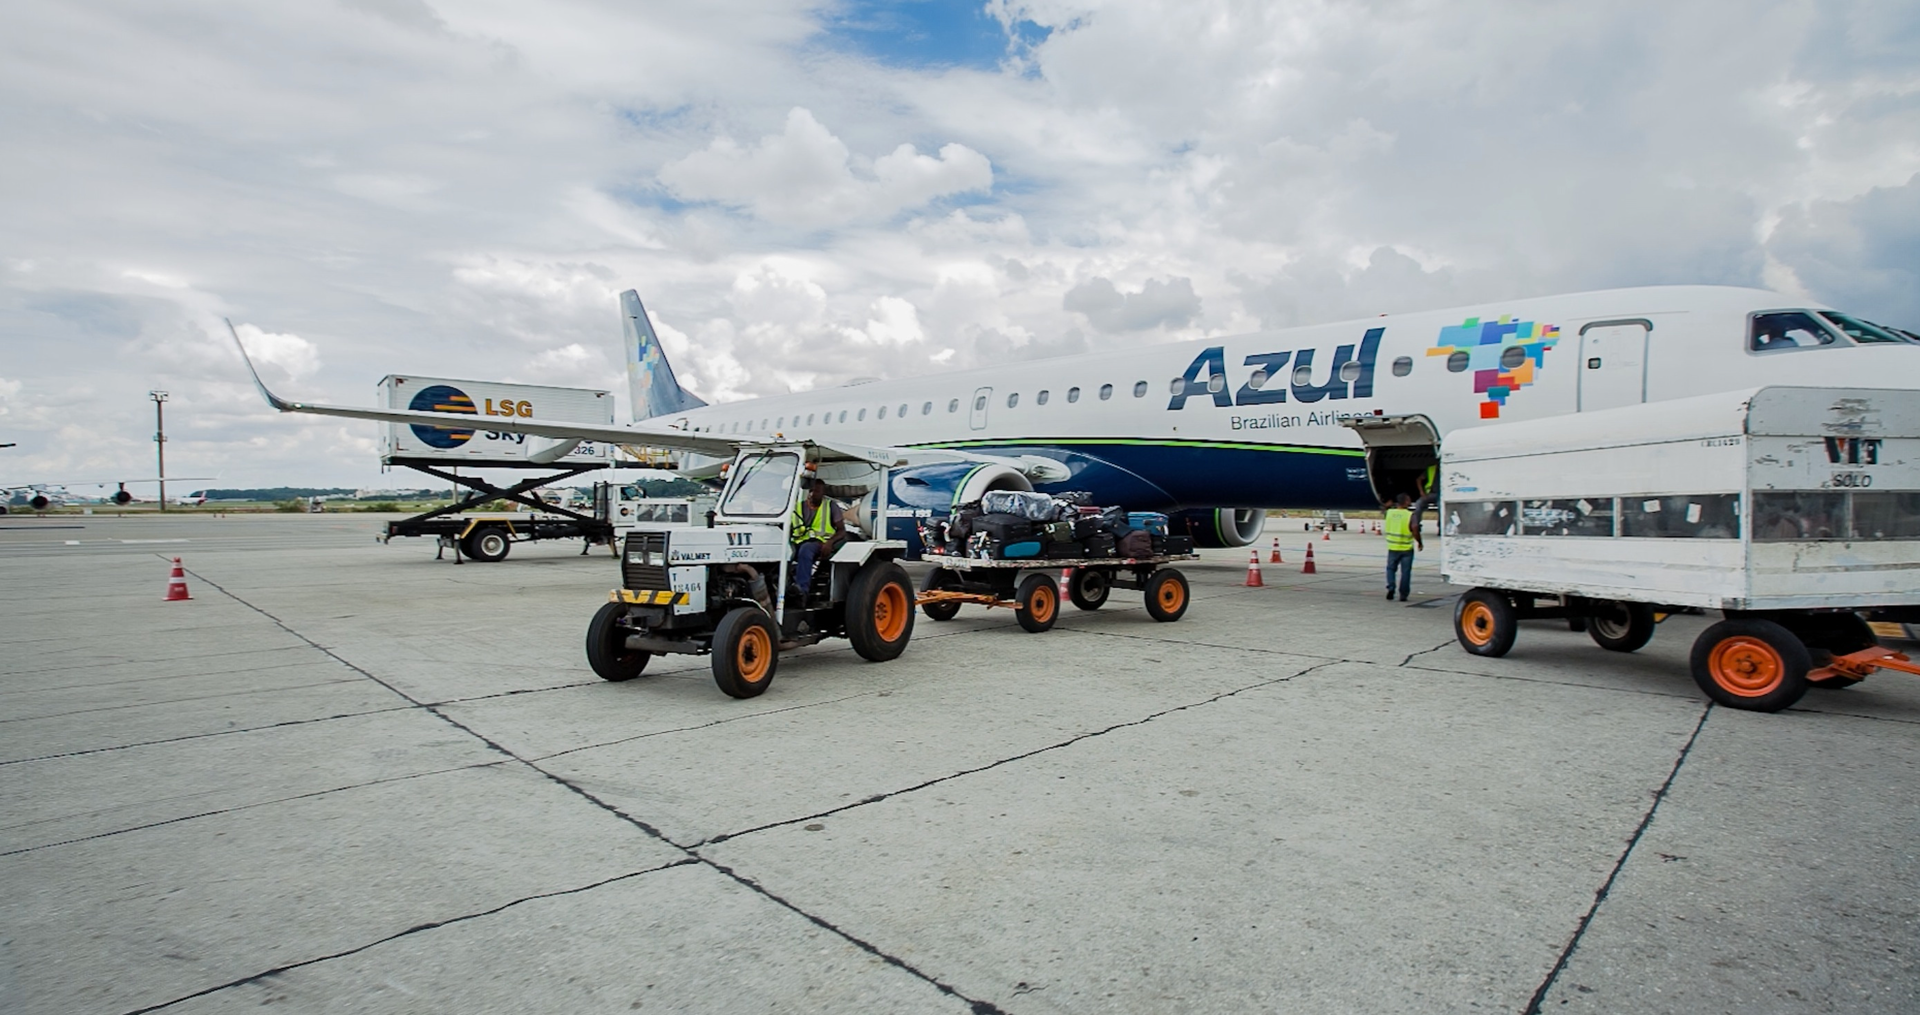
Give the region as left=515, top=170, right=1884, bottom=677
left=1168, top=508, right=1266, bottom=548
left=29, top=494, right=51, bottom=511
left=854, top=461, right=1034, bottom=549
left=112, top=490, right=133, bottom=505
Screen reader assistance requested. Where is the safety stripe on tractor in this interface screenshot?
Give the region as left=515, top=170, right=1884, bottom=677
left=611, top=589, right=690, bottom=606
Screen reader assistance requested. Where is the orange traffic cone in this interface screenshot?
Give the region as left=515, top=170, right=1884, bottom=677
left=1269, top=537, right=1282, bottom=564
left=1322, top=527, right=1331, bottom=541
left=1059, top=567, right=1073, bottom=594
left=163, top=557, right=192, bottom=601
left=1301, top=544, right=1317, bottom=574
left=1244, top=549, right=1264, bottom=587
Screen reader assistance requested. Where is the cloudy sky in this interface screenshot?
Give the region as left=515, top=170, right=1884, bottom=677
left=3, top=0, right=1917, bottom=490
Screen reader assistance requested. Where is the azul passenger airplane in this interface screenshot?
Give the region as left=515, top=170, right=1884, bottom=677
left=238, top=285, right=1920, bottom=549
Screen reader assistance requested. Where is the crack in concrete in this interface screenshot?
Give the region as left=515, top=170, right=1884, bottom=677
left=694, top=659, right=1342, bottom=848
left=0, top=704, right=420, bottom=768
left=1395, top=639, right=1454, bottom=667
left=162, top=564, right=1010, bottom=1015
left=113, top=860, right=697, bottom=1015
left=1521, top=703, right=1714, bottom=1015
left=0, top=759, right=513, bottom=857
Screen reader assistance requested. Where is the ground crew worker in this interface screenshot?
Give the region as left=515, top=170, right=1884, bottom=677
left=1384, top=492, right=1422, bottom=601
left=790, top=477, right=844, bottom=595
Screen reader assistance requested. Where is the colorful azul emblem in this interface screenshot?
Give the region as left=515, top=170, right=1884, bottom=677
left=1427, top=316, right=1560, bottom=418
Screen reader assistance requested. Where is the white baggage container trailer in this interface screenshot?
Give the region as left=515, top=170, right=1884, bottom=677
left=1436, top=385, right=1920, bottom=711
left=379, top=375, right=614, bottom=467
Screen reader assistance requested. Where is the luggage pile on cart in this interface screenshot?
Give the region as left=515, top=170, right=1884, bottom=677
left=915, top=492, right=1200, bottom=633
left=920, top=491, right=1195, bottom=561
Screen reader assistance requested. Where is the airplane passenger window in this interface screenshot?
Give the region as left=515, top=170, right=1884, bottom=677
left=1007, top=392, right=1020, bottom=408
left=1168, top=377, right=1184, bottom=395
left=947, top=399, right=958, bottom=413
left=1749, top=311, right=1837, bottom=352
left=806, top=414, right=815, bottom=424
left=922, top=401, right=933, bottom=415
left=1292, top=364, right=1313, bottom=386
left=760, top=419, right=768, bottom=430
left=1499, top=346, right=1527, bottom=370
left=1339, top=361, right=1362, bottom=382
left=878, top=405, right=888, bottom=419
left=1391, top=356, right=1413, bottom=377
left=1819, top=311, right=1905, bottom=344
left=838, top=411, right=847, bottom=423
left=974, top=395, right=987, bottom=411
left=1446, top=351, right=1470, bottom=372
left=858, top=408, right=867, bottom=421
left=1100, top=384, right=1114, bottom=400
left=1037, top=390, right=1050, bottom=405
left=1132, top=381, right=1147, bottom=397
left=1067, top=387, right=1080, bottom=403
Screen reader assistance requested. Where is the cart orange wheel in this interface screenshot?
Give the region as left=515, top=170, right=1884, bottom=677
left=1016, top=573, right=1060, bottom=633
left=1453, top=588, right=1517, bottom=657
left=920, top=567, right=963, bottom=621
left=712, top=607, right=779, bottom=698
left=849, top=560, right=917, bottom=661
left=1688, top=618, right=1809, bottom=712
left=1144, top=569, right=1190, bottom=623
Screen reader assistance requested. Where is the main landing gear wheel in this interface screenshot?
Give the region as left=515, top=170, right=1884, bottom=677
left=585, top=602, right=651, bottom=682
left=1015, top=573, right=1060, bottom=633
left=1068, top=568, right=1111, bottom=611
left=920, top=567, right=963, bottom=622
left=713, top=607, right=778, bottom=699
left=848, top=561, right=916, bottom=661
left=1588, top=600, right=1657, bottom=653
left=1689, top=619, right=1810, bottom=712
left=462, top=527, right=511, bottom=562
left=1144, top=569, right=1189, bottom=623
left=1455, top=588, right=1517, bottom=657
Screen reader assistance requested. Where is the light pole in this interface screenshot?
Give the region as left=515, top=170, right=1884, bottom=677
left=151, top=391, right=169, bottom=512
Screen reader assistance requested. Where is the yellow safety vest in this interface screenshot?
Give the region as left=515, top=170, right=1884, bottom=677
left=1384, top=507, right=1415, bottom=551
left=791, top=498, right=835, bottom=545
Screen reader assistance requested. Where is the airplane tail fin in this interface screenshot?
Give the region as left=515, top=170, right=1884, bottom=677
left=622, top=290, right=706, bottom=421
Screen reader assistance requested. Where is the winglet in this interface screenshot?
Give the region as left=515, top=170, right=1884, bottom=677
left=226, top=319, right=296, bottom=411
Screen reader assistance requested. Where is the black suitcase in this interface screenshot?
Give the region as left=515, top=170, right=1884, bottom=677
left=1071, top=516, right=1102, bottom=540
left=1045, top=540, right=1085, bottom=559
left=1039, top=520, right=1075, bottom=542
left=1150, top=534, right=1167, bottom=555
left=1163, top=535, right=1194, bottom=555
left=1083, top=532, right=1117, bottom=557
left=976, top=513, right=1033, bottom=542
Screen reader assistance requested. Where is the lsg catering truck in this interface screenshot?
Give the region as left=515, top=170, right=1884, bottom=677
left=1426, top=386, right=1918, bottom=712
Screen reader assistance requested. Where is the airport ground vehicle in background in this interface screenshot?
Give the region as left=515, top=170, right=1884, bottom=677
left=1406, top=386, right=1920, bottom=712
left=585, top=440, right=916, bottom=698
left=382, top=483, right=713, bottom=562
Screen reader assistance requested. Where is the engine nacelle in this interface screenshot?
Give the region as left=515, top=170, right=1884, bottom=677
left=1168, top=508, right=1266, bottom=548
left=29, top=494, right=51, bottom=511
left=112, top=490, right=133, bottom=505
left=856, top=462, right=1034, bottom=553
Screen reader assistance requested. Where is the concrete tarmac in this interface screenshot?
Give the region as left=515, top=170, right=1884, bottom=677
left=2, top=513, right=1915, bottom=1014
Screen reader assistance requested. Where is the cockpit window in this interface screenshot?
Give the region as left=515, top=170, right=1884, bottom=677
left=1749, top=311, right=1838, bottom=353
left=720, top=452, right=799, bottom=517
left=1820, top=311, right=1909, bottom=344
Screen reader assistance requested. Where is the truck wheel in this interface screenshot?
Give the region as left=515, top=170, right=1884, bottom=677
left=463, top=527, right=511, bottom=562
left=1455, top=588, right=1517, bottom=657
left=585, top=602, right=650, bottom=682
left=1144, top=569, right=1189, bottom=623
left=1690, top=619, right=1810, bottom=712
left=920, top=567, right=963, bottom=622
left=1588, top=600, right=1656, bottom=653
left=1068, top=568, right=1111, bottom=611
left=849, top=561, right=916, bottom=661
left=1015, top=573, right=1059, bottom=633
left=712, top=607, right=777, bottom=698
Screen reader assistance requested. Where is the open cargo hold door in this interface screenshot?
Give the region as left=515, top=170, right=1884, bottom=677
left=1340, top=415, right=1439, bottom=505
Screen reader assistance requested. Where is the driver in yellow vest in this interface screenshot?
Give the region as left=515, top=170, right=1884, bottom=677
left=790, top=477, right=844, bottom=596
left=1383, top=492, right=1423, bottom=601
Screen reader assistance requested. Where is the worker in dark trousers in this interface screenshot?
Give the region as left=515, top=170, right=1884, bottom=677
left=1383, top=492, right=1422, bottom=601
left=790, top=477, right=844, bottom=598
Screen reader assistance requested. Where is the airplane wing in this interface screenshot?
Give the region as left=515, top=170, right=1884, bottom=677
left=230, top=320, right=749, bottom=461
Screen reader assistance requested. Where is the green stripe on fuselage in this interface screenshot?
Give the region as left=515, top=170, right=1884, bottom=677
left=912, top=437, right=1365, bottom=457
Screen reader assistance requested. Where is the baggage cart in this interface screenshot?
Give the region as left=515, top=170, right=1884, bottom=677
left=914, top=551, right=1200, bottom=633
left=1417, top=385, right=1920, bottom=712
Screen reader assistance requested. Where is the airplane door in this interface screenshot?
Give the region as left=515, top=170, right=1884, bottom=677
left=1340, top=415, right=1439, bottom=504
left=970, top=387, right=992, bottom=431
left=1577, top=319, right=1651, bottom=412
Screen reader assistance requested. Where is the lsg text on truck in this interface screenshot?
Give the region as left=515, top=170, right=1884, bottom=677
left=1414, top=386, right=1920, bottom=711
left=585, top=440, right=916, bottom=698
